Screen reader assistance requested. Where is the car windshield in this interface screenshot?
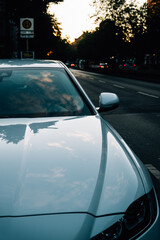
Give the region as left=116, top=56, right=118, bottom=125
left=0, top=67, right=92, bottom=118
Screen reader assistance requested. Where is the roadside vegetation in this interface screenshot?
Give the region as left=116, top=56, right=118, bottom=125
left=73, top=0, right=160, bottom=73
left=4, top=0, right=160, bottom=74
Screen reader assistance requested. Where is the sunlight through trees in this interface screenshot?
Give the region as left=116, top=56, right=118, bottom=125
left=92, top=0, right=147, bottom=42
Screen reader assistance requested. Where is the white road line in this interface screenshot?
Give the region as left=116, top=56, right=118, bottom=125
left=113, top=84, right=125, bottom=89
left=145, top=164, right=160, bottom=181
left=138, top=92, right=159, bottom=99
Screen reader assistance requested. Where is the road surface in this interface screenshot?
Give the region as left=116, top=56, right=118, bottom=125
left=71, top=69, right=160, bottom=195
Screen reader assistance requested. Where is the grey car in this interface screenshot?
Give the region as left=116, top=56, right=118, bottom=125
left=0, top=59, right=159, bottom=240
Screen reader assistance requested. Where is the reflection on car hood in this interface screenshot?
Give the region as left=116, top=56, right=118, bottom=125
left=0, top=116, right=145, bottom=217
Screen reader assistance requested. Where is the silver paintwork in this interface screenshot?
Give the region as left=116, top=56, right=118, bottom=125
left=99, top=92, right=119, bottom=111
left=0, top=116, right=145, bottom=216
left=0, top=59, right=159, bottom=239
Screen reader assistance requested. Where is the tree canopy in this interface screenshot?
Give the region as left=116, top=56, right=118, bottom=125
left=73, top=0, right=150, bottom=65
left=7, top=0, right=63, bottom=17
left=146, top=0, right=160, bottom=53
left=92, top=0, right=147, bottom=42
left=74, top=0, right=160, bottom=67
left=6, top=0, right=65, bottom=58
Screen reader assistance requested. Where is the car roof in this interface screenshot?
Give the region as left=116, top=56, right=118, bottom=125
left=0, top=59, right=64, bottom=68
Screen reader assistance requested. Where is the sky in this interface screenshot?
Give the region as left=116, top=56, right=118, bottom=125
left=48, top=0, right=97, bottom=42
left=48, top=0, right=147, bottom=43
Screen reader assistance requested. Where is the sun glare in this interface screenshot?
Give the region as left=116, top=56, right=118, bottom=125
left=48, top=0, right=147, bottom=42
left=48, top=0, right=97, bottom=42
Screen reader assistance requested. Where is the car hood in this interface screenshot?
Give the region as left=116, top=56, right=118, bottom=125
left=0, top=116, right=145, bottom=217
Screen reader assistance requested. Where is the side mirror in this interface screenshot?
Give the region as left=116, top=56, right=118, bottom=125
left=98, top=92, right=119, bottom=112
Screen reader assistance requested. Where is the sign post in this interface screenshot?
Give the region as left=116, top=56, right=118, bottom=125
left=20, top=18, right=34, bottom=58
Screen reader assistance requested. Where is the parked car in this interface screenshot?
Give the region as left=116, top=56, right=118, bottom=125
left=0, top=59, right=159, bottom=240
left=79, top=59, right=86, bottom=70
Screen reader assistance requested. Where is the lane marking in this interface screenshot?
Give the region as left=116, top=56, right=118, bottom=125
left=99, top=80, right=105, bottom=83
left=113, top=84, right=125, bottom=89
left=145, top=164, right=160, bottom=181
left=138, top=92, right=159, bottom=99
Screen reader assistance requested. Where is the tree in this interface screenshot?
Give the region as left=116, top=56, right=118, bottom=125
left=6, top=0, right=64, bottom=58
left=146, top=0, right=160, bottom=54
left=92, top=0, right=147, bottom=42
left=7, top=0, right=63, bottom=18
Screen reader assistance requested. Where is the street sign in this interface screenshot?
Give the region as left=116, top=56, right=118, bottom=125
left=20, top=34, right=34, bottom=38
left=20, top=18, right=34, bottom=31
left=20, top=18, right=34, bottom=53
left=21, top=51, right=35, bottom=59
left=21, top=30, right=34, bottom=34
left=20, top=18, right=34, bottom=38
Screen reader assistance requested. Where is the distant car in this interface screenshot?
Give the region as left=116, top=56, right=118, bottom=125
left=70, top=63, right=76, bottom=67
left=65, top=61, right=76, bottom=68
left=65, top=60, right=70, bottom=67
left=0, top=59, right=160, bottom=240
left=119, top=59, right=137, bottom=71
left=99, top=62, right=109, bottom=70
left=79, top=59, right=86, bottom=70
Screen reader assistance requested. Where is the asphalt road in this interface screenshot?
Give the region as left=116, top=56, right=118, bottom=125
left=71, top=69, right=160, bottom=194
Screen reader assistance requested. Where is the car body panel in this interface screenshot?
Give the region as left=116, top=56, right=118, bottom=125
left=0, top=214, right=123, bottom=240
left=103, top=119, right=153, bottom=194
left=0, top=59, right=159, bottom=240
left=0, top=116, right=145, bottom=217
left=1, top=208, right=160, bottom=240
left=0, top=59, right=61, bottom=68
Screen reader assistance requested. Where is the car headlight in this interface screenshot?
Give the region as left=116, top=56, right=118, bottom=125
left=91, top=189, right=157, bottom=240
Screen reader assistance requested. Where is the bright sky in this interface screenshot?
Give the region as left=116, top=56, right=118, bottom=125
left=48, top=0, right=147, bottom=43
left=48, top=0, right=97, bottom=42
